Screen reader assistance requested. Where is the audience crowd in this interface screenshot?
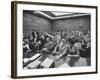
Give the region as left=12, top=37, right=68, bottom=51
left=23, top=27, right=91, bottom=67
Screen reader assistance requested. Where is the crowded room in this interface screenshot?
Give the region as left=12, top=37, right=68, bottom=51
left=23, top=10, right=91, bottom=69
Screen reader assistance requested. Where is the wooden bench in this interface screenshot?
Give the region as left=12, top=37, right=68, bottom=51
left=40, top=57, right=55, bottom=68
left=23, top=53, right=42, bottom=67
left=27, top=60, right=41, bottom=69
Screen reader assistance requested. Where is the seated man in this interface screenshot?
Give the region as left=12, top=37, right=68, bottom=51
left=79, top=40, right=91, bottom=58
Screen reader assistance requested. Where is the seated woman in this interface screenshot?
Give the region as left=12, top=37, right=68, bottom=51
left=28, top=40, right=37, bottom=52
left=51, top=39, right=69, bottom=61
left=23, top=38, right=33, bottom=58
left=40, top=37, right=54, bottom=54
left=31, top=30, right=39, bottom=43
left=23, top=41, right=29, bottom=53
left=68, top=39, right=82, bottom=67
left=68, top=39, right=82, bottom=56
left=35, top=40, right=42, bottom=52
left=23, top=38, right=31, bottom=52
left=52, top=39, right=63, bottom=55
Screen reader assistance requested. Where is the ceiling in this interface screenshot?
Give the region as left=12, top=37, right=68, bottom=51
left=41, top=11, right=78, bottom=17
left=51, top=11, right=76, bottom=16
left=24, top=10, right=90, bottom=20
